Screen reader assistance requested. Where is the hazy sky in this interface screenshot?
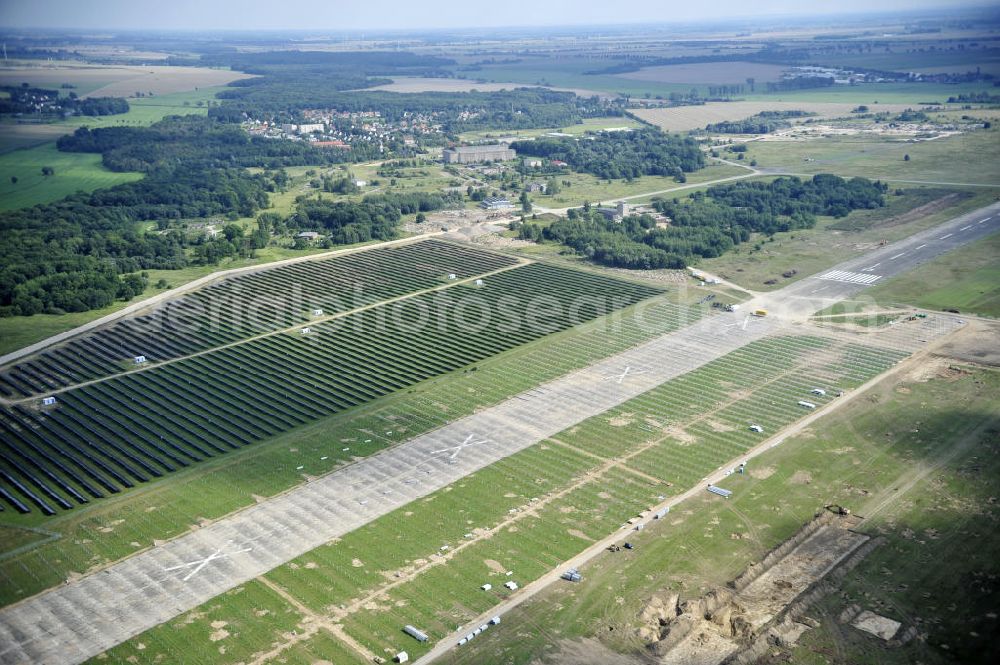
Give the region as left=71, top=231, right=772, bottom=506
left=0, top=0, right=984, bottom=31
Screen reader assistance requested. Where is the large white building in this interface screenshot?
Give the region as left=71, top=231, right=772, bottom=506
left=443, top=144, right=515, bottom=164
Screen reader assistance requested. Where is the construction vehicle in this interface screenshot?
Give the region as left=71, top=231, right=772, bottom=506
left=607, top=544, right=622, bottom=552
left=752, top=309, right=767, bottom=317
left=826, top=504, right=851, bottom=516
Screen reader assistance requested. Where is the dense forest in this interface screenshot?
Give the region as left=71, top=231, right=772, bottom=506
left=518, top=175, right=886, bottom=270
left=0, top=85, right=129, bottom=117
left=180, top=50, right=612, bottom=131
left=0, top=165, right=279, bottom=316
left=0, top=115, right=352, bottom=317
left=509, top=128, right=704, bottom=181
left=705, top=110, right=815, bottom=134
left=58, top=115, right=379, bottom=171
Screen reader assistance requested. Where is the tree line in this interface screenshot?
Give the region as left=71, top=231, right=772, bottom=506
left=0, top=85, right=129, bottom=117
left=509, top=128, right=704, bottom=181
left=705, top=110, right=815, bottom=134
left=517, top=175, right=886, bottom=270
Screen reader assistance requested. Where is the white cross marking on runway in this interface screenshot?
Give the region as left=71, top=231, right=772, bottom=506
left=815, top=270, right=882, bottom=285
left=430, top=434, right=489, bottom=460
left=602, top=366, right=648, bottom=384
left=164, top=542, right=253, bottom=582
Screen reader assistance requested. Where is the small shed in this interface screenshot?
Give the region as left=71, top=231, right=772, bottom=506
left=300, top=327, right=312, bottom=335
left=134, top=355, right=147, bottom=365
left=312, top=308, right=324, bottom=317
left=749, top=424, right=764, bottom=433
left=654, top=506, right=670, bottom=519
left=395, top=652, right=409, bottom=663
left=481, top=583, right=492, bottom=591
left=504, top=581, right=518, bottom=590
left=447, top=273, right=457, bottom=280
left=475, top=279, right=484, bottom=286
left=42, top=396, right=57, bottom=406
left=490, top=616, right=501, bottom=625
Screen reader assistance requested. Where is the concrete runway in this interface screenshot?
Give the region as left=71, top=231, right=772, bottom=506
left=0, top=203, right=996, bottom=665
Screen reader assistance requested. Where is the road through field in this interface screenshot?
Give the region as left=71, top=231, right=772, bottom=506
left=0, top=204, right=996, bottom=665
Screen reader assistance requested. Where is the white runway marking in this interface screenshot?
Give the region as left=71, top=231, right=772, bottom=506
left=431, top=434, right=489, bottom=461
left=939, top=233, right=953, bottom=239
left=602, top=366, right=648, bottom=384
left=914, top=244, right=927, bottom=250
left=888, top=253, right=905, bottom=260
left=979, top=218, right=991, bottom=224
left=164, top=542, right=253, bottom=582
left=861, top=262, right=880, bottom=272
left=815, top=270, right=882, bottom=285
left=960, top=225, right=972, bottom=231
left=809, top=285, right=830, bottom=294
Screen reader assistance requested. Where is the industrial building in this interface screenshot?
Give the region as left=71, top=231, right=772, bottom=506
left=443, top=144, right=515, bottom=164
left=480, top=196, right=514, bottom=211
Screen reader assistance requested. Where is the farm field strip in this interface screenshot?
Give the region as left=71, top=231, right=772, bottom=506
left=0, top=262, right=663, bottom=515
left=0, top=239, right=520, bottom=398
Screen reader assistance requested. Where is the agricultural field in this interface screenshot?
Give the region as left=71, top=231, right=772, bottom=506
left=443, top=332, right=1000, bottom=665
left=0, top=285, right=704, bottom=604
left=695, top=188, right=999, bottom=291
left=94, top=332, right=911, bottom=664
left=0, top=64, right=253, bottom=98
left=866, top=230, right=1000, bottom=318
left=617, top=61, right=789, bottom=85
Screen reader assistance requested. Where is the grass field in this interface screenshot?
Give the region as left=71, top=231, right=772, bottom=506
left=695, top=187, right=997, bottom=291
left=90, top=332, right=909, bottom=663
left=748, top=127, right=1000, bottom=185
left=632, top=101, right=913, bottom=132
left=0, top=142, right=143, bottom=210
left=865, top=230, right=1000, bottom=318
left=0, top=87, right=227, bottom=210
left=444, top=346, right=1000, bottom=665
left=533, top=161, right=747, bottom=209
